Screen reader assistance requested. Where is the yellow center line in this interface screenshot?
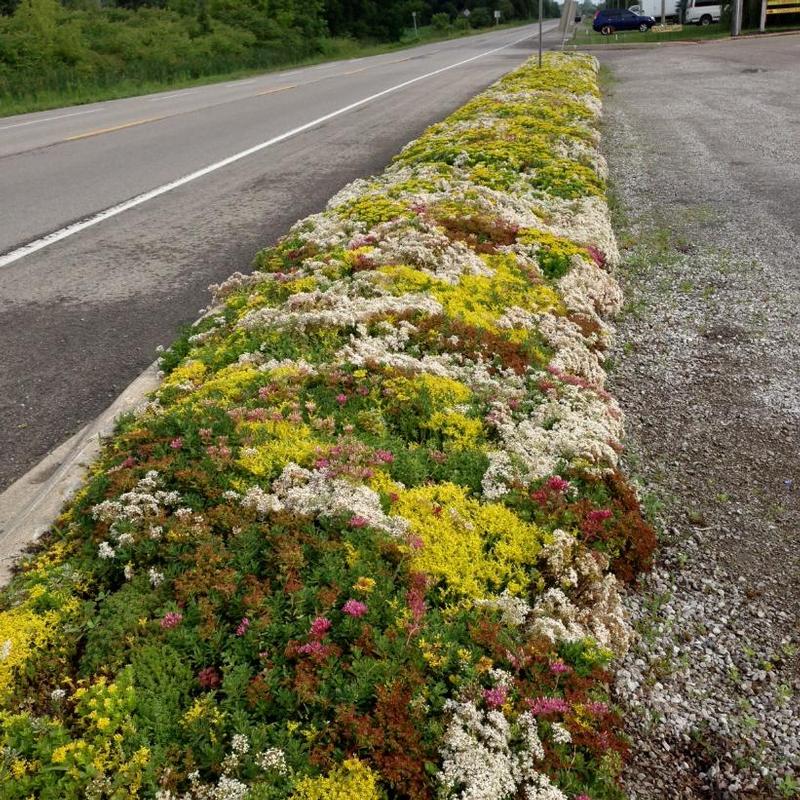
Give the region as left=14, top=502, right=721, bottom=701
left=65, top=116, right=166, bottom=142
left=339, top=67, right=369, bottom=76
left=255, top=84, right=298, bottom=96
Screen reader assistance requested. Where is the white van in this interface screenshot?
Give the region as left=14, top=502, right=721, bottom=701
left=629, top=0, right=679, bottom=20
left=684, top=0, right=721, bottom=24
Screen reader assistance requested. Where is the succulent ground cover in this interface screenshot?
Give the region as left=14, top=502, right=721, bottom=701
left=0, top=53, right=655, bottom=800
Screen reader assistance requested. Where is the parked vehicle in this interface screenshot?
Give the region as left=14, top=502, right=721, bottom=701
left=628, top=0, right=679, bottom=19
left=684, top=0, right=721, bottom=24
left=592, top=7, right=657, bottom=32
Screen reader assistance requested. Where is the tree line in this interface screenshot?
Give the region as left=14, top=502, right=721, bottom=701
left=0, top=0, right=561, bottom=107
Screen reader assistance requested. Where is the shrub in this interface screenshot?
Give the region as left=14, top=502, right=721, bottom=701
left=431, top=11, right=450, bottom=30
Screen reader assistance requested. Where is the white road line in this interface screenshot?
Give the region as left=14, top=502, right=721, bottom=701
left=0, top=30, right=533, bottom=270
left=146, top=89, right=200, bottom=102
left=0, top=108, right=100, bottom=131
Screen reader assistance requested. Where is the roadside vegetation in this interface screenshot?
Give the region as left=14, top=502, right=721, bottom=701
left=571, top=17, right=731, bottom=43
left=0, top=53, right=657, bottom=799
left=0, top=0, right=561, bottom=116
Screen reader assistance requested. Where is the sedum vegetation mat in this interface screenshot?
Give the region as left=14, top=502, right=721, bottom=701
left=0, top=53, right=656, bottom=800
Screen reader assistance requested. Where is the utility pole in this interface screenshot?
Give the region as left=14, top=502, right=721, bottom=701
left=661, top=0, right=666, bottom=23
left=731, top=0, right=742, bottom=34
left=538, top=0, right=544, bottom=67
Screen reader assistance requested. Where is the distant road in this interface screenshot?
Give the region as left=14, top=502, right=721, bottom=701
left=0, top=21, right=560, bottom=490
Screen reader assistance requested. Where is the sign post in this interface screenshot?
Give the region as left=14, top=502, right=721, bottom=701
left=494, top=9, right=501, bottom=24
left=412, top=11, right=418, bottom=37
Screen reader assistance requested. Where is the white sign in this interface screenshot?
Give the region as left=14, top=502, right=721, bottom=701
left=494, top=9, right=501, bottom=18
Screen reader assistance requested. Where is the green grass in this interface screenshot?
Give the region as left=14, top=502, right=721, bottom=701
left=0, top=18, right=551, bottom=118
left=570, top=18, right=800, bottom=45
left=570, top=20, right=731, bottom=45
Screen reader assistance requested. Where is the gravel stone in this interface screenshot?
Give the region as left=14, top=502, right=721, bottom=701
left=596, top=37, right=800, bottom=799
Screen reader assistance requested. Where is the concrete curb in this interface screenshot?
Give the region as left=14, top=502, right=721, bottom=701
left=0, top=362, right=161, bottom=585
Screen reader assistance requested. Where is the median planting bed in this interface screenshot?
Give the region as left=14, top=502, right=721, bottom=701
left=0, top=53, right=655, bottom=800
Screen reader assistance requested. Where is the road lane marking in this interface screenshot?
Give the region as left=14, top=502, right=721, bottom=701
left=146, top=89, right=199, bottom=102
left=0, top=29, right=534, bottom=269
left=255, top=85, right=298, bottom=96
left=339, top=67, right=369, bottom=75
left=64, top=116, right=166, bottom=141
left=0, top=108, right=100, bottom=131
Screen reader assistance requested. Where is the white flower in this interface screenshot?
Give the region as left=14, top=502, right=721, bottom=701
left=98, top=541, right=116, bottom=560
left=50, top=687, right=67, bottom=701
left=124, top=563, right=134, bottom=581
left=256, top=747, right=289, bottom=775
left=0, top=640, right=12, bottom=662
left=551, top=722, right=572, bottom=745
left=148, top=568, right=164, bottom=588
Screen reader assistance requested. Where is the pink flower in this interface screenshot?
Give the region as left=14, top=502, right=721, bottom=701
left=406, top=573, right=427, bottom=625
left=575, top=795, right=592, bottom=800
left=336, top=393, right=348, bottom=406
left=170, top=437, right=183, bottom=450
left=342, top=599, right=368, bottom=618
left=408, top=535, right=424, bottom=550
left=483, top=686, right=507, bottom=709
left=374, top=449, right=394, bottom=464
left=348, top=515, right=369, bottom=528
left=585, top=701, right=609, bottom=715
left=298, top=640, right=327, bottom=657
left=197, top=666, right=220, bottom=689
left=549, top=660, right=572, bottom=675
left=586, top=509, right=613, bottom=524
left=160, top=611, right=183, bottom=629
left=546, top=475, right=569, bottom=493
left=309, top=617, right=331, bottom=638
left=527, top=697, right=570, bottom=715
left=235, top=617, right=250, bottom=636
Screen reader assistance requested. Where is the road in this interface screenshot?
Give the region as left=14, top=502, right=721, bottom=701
left=0, top=21, right=561, bottom=492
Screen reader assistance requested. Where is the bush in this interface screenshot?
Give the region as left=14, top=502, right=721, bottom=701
left=469, top=5, right=493, bottom=26
left=431, top=11, right=450, bottom=30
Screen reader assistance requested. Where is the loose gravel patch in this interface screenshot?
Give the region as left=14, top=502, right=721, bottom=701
left=597, top=38, right=800, bottom=799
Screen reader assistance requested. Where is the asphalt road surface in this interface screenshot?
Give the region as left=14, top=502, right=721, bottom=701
left=0, top=22, right=562, bottom=492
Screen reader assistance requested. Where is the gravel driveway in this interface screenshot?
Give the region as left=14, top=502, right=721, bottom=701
left=596, top=36, right=800, bottom=798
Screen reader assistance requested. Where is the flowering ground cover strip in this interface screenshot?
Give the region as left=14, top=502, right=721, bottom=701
left=0, top=53, right=655, bottom=800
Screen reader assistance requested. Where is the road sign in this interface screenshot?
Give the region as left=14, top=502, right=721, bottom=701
left=765, top=0, right=800, bottom=13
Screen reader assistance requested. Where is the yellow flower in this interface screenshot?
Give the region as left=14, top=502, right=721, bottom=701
left=352, top=577, right=376, bottom=594
left=291, top=758, right=381, bottom=800
left=51, top=746, right=69, bottom=764
left=393, top=482, right=545, bottom=599
left=10, top=758, right=28, bottom=778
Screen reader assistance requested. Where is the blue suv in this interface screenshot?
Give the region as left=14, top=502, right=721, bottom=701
left=592, top=7, right=656, bottom=33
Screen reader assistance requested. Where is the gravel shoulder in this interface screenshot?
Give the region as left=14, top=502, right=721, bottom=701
left=596, top=37, right=800, bottom=798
